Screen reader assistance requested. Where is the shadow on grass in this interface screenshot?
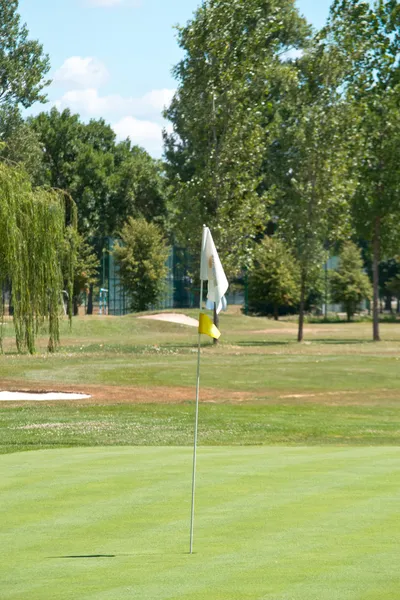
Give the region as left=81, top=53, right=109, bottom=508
left=236, top=341, right=290, bottom=347
left=311, top=339, right=376, bottom=345
left=237, top=339, right=380, bottom=346
left=50, top=554, right=116, bottom=559
left=49, top=552, right=188, bottom=559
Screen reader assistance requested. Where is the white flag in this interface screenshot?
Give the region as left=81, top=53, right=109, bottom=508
left=200, top=227, right=229, bottom=314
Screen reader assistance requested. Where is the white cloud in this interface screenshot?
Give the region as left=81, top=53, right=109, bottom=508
left=50, top=55, right=174, bottom=156
left=112, top=117, right=164, bottom=155
left=142, top=89, right=176, bottom=112
left=55, top=87, right=175, bottom=119
left=54, top=57, right=109, bottom=89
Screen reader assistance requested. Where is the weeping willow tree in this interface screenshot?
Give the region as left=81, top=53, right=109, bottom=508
left=0, top=163, right=77, bottom=354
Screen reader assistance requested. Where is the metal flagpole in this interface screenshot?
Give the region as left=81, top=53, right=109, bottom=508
left=189, top=279, right=204, bottom=554
left=190, top=227, right=206, bottom=554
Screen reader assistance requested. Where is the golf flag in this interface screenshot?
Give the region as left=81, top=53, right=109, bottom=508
left=198, top=313, right=221, bottom=339
left=200, top=227, right=229, bottom=314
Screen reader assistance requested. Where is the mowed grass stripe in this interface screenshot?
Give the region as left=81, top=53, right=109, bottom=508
left=2, top=352, right=400, bottom=392
left=1, top=447, right=400, bottom=599
left=2, top=402, right=400, bottom=452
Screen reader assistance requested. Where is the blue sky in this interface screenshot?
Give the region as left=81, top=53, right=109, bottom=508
left=19, top=0, right=332, bottom=156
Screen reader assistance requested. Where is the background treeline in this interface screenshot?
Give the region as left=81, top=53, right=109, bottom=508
left=3, top=0, right=400, bottom=344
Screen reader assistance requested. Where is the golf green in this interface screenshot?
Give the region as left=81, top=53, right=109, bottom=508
left=1, top=446, right=400, bottom=599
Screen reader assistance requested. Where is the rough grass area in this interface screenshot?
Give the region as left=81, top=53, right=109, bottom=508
left=2, top=446, right=400, bottom=600
left=1, top=309, right=400, bottom=452
left=2, top=401, right=400, bottom=454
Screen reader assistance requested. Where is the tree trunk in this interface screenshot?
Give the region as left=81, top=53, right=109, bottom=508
left=298, top=271, right=306, bottom=342
left=385, top=295, right=392, bottom=313
left=87, top=284, right=94, bottom=315
left=213, top=303, right=219, bottom=345
left=273, top=304, right=279, bottom=321
left=372, top=216, right=381, bottom=341
left=73, top=296, right=79, bottom=317
left=8, top=281, right=13, bottom=317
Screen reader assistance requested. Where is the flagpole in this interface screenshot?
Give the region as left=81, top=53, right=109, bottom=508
left=190, top=278, right=203, bottom=554
left=190, top=227, right=207, bottom=555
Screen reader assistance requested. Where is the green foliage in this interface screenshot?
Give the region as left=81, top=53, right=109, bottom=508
left=376, top=258, right=400, bottom=310
left=323, top=0, right=400, bottom=340
left=165, top=0, right=310, bottom=273
left=0, top=0, right=50, bottom=108
left=0, top=163, right=77, bottom=353
left=69, top=234, right=98, bottom=316
left=0, top=106, right=44, bottom=183
left=110, top=146, right=166, bottom=233
left=247, top=236, right=300, bottom=318
left=30, top=109, right=166, bottom=242
left=386, top=259, right=400, bottom=303
left=330, top=242, right=372, bottom=321
left=113, top=218, right=169, bottom=312
left=268, top=39, right=354, bottom=339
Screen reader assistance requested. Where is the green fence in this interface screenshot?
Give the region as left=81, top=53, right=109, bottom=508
left=97, top=239, right=198, bottom=315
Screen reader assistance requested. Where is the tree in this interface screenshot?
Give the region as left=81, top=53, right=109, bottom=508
left=0, top=106, right=44, bottom=183
left=386, top=271, right=400, bottom=313
left=109, top=146, right=166, bottom=234
left=113, top=218, right=169, bottom=312
left=0, top=0, right=50, bottom=108
left=30, top=109, right=167, bottom=240
left=268, top=41, right=354, bottom=341
left=70, top=235, right=99, bottom=316
left=378, top=258, right=400, bottom=312
left=330, top=242, right=372, bottom=321
left=164, top=0, right=310, bottom=274
left=0, top=164, right=77, bottom=353
left=247, top=236, right=300, bottom=319
left=324, top=0, right=400, bottom=340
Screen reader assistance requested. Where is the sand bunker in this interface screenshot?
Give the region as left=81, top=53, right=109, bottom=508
left=0, top=391, right=91, bottom=402
left=139, top=313, right=199, bottom=327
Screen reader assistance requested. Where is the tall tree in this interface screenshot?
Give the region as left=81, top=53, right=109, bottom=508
left=109, top=146, right=167, bottom=234
left=165, top=0, right=310, bottom=274
left=0, top=0, right=50, bottom=108
left=0, top=106, right=44, bottom=182
left=0, top=164, right=77, bottom=353
left=30, top=109, right=167, bottom=240
left=324, top=0, right=400, bottom=340
left=268, top=42, right=354, bottom=341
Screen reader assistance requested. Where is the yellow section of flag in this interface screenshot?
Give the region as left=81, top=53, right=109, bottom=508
left=198, top=313, right=221, bottom=340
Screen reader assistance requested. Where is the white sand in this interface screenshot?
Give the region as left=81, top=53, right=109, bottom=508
left=0, top=391, right=91, bottom=402
left=139, top=313, right=199, bottom=327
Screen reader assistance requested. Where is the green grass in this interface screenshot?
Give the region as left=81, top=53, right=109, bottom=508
left=2, top=401, right=400, bottom=454
left=1, top=310, right=400, bottom=452
left=2, top=312, right=400, bottom=598
left=2, top=351, right=400, bottom=390
left=2, top=446, right=400, bottom=600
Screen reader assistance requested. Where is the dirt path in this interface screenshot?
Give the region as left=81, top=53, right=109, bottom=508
left=0, top=379, right=252, bottom=406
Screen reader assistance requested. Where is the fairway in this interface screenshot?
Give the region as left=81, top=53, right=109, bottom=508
left=1, top=446, right=400, bottom=600
left=2, top=313, right=400, bottom=598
